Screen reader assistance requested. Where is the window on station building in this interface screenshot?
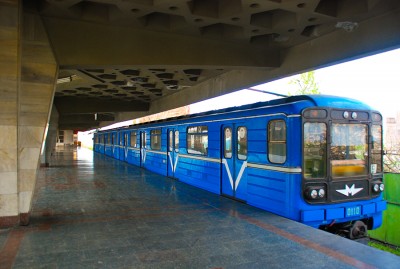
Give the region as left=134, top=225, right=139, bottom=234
left=187, top=126, right=208, bottom=155
left=58, top=130, right=64, bottom=143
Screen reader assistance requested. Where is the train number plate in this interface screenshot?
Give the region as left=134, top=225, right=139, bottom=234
left=346, top=206, right=361, bottom=217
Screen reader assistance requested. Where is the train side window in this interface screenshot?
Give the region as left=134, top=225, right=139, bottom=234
left=303, top=122, right=326, bottom=178
left=151, top=129, right=162, bottom=150
left=130, top=131, right=137, bottom=148
left=187, top=126, right=208, bottom=155
left=268, top=120, right=286, bottom=164
left=119, top=133, right=124, bottom=146
left=224, top=127, right=232, bottom=158
left=169, top=131, right=173, bottom=152
left=237, top=127, right=247, bottom=160
left=175, top=131, right=179, bottom=153
left=371, top=125, right=382, bottom=173
left=141, top=132, right=146, bottom=148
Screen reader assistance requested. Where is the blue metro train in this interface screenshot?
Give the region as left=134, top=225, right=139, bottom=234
left=93, top=95, right=386, bottom=238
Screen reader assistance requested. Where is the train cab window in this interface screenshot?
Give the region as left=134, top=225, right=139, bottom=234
left=175, top=131, right=179, bottom=153
left=187, top=126, right=208, bottom=155
left=151, top=129, right=162, bottom=150
left=330, top=124, right=368, bottom=178
left=237, top=127, right=247, bottom=160
left=268, top=120, right=286, bottom=164
left=224, top=127, right=232, bottom=158
left=303, top=123, right=327, bottom=178
left=130, top=132, right=137, bottom=148
left=371, top=125, right=382, bottom=173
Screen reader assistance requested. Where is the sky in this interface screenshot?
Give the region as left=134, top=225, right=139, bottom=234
left=191, top=47, right=400, bottom=120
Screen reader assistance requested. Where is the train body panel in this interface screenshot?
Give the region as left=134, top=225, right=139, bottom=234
left=176, top=155, right=221, bottom=194
left=93, top=95, right=386, bottom=237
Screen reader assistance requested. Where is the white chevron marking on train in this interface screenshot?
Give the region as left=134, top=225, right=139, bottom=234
left=222, top=159, right=247, bottom=191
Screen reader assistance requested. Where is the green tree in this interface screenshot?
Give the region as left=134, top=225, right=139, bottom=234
left=288, top=71, right=320, bottom=95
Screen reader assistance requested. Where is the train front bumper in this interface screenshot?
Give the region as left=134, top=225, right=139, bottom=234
left=301, top=200, right=387, bottom=229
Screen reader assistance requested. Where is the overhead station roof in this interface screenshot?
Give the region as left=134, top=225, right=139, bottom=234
left=25, top=0, right=400, bottom=130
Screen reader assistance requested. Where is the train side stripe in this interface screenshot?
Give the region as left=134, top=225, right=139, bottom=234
left=247, top=163, right=302, bottom=173
left=170, top=154, right=302, bottom=173
left=178, top=154, right=221, bottom=163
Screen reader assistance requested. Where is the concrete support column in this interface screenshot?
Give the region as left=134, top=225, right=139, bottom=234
left=0, top=0, right=21, bottom=228
left=0, top=1, right=58, bottom=228
left=41, top=105, right=59, bottom=166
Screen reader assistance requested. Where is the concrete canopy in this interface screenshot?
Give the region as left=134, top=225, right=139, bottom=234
left=27, top=0, right=400, bottom=130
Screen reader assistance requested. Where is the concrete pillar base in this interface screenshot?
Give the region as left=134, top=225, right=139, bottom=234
left=0, top=216, right=19, bottom=229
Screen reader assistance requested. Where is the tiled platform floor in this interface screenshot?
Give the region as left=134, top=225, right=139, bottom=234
left=1, top=147, right=399, bottom=268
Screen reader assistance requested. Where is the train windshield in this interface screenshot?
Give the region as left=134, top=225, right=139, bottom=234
left=330, top=123, right=368, bottom=177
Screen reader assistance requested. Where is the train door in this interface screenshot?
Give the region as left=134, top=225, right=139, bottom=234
left=167, top=129, right=179, bottom=178
left=140, top=131, right=146, bottom=167
left=221, top=124, right=248, bottom=201
left=119, top=131, right=127, bottom=161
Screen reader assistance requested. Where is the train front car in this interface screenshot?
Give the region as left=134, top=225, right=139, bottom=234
left=300, top=96, right=386, bottom=239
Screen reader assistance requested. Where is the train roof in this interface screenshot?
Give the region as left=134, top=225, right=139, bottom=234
left=169, top=94, right=374, bottom=121
left=97, top=95, right=375, bottom=133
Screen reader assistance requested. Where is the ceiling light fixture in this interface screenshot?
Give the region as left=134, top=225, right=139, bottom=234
left=335, top=21, right=359, bottom=32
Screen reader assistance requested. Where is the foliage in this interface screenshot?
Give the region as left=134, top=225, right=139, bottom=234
left=384, top=152, right=400, bottom=173
left=288, top=71, right=321, bottom=95
left=369, top=240, right=400, bottom=256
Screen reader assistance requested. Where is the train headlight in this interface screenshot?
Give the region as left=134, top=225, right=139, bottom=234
left=379, top=183, right=385, bottom=192
left=343, top=111, right=349, bottom=119
left=305, top=186, right=326, bottom=201
left=373, top=183, right=380, bottom=193
left=310, top=190, right=318, bottom=199
left=351, top=112, right=358, bottom=119
left=318, top=189, right=325, bottom=198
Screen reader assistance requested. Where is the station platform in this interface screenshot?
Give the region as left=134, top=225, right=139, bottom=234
left=1, top=147, right=399, bottom=269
